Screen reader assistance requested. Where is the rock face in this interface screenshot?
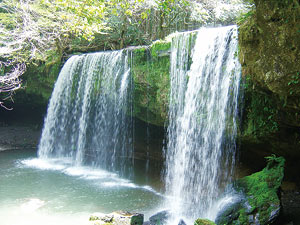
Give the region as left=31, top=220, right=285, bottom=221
left=239, top=0, right=300, bottom=98
left=131, top=42, right=171, bottom=127
left=131, top=32, right=196, bottom=127
left=215, top=156, right=285, bottom=224
left=89, top=211, right=144, bottom=225
left=148, top=210, right=171, bottom=225
left=238, top=0, right=300, bottom=183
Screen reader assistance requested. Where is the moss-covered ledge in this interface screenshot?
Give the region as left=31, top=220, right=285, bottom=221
left=215, top=156, right=285, bottom=225
left=131, top=32, right=197, bottom=126
left=131, top=41, right=171, bottom=127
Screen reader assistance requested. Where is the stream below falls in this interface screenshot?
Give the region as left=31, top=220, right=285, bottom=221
left=0, top=148, right=164, bottom=225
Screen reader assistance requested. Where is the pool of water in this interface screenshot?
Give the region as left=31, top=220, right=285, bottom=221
left=0, top=149, right=164, bottom=225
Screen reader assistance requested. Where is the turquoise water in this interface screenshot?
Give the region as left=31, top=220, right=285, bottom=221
left=0, top=149, right=163, bottom=225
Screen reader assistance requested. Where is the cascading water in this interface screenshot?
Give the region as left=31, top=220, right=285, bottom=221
left=38, top=50, right=134, bottom=174
left=165, top=25, right=241, bottom=223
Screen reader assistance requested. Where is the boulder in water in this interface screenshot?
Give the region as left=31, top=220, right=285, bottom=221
left=148, top=210, right=187, bottom=225
left=89, top=211, right=144, bottom=225
left=149, top=210, right=171, bottom=225
left=215, top=155, right=285, bottom=225
left=178, top=219, right=187, bottom=225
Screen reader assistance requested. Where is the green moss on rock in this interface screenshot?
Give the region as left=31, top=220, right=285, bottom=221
left=19, top=58, right=62, bottom=105
left=131, top=45, right=170, bottom=126
left=239, top=0, right=300, bottom=125
left=131, top=32, right=197, bottom=126
left=194, top=218, right=216, bottom=225
left=241, top=78, right=279, bottom=140
left=238, top=0, right=300, bottom=177
left=216, top=156, right=285, bottom=225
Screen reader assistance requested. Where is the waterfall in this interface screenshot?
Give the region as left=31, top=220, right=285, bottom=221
left=165, top=26, right=241, bottom=222
left=38, top=50, right=134, bottom=174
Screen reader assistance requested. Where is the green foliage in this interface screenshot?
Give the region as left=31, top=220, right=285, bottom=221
left=131, top=44, right=170, bottom=126
left=216, top=156, right=285, bottom=224
left=234, top=156, right=285, bottom=224
left=288, top=72, right=300, bottom=95
left=194, top=218, right=216, bottom=225
left=242, top=76, right=279, bottom=138
left=150, top=41, right=171, bottom=57
left=237, top=8, right=255, bottom=25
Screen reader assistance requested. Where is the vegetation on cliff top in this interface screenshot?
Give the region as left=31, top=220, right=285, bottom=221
left=0, top=0, right=250, bottom=108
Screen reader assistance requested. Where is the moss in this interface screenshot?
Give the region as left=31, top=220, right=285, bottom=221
left=14, top=57, right=62, bottom=106
left=238, top=0, right=300, bottom=170
left=216, top=156, right=284, bottom=224
left=241, top=78, right=279, bottom=139
left=131, top=43, right=171, bottom=127
left=150, top=40, right=171, bottom=57
left=194, top=218, right=216, bottom=225
left=130, top=32, right=197, bottom=126
left=235, top=156, right=285, bottom=224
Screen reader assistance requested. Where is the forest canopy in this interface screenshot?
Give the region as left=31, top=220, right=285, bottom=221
left=0, top=0, right=252, bottom=107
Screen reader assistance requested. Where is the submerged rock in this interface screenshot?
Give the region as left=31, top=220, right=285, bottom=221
left=89, top=211, right=144, bottom=225
left=215, top=156, right=285, bottom=225
left=194, top=218, right=216, bottom=225
left=148, top=210, right=186, bottom=225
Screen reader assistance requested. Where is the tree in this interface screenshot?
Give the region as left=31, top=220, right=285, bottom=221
left=0, top=0, right=251, bottom=108
left=0, top=61, right=24, bottom=110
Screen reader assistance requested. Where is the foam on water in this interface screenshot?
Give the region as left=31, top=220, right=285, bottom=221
left=20, top=198, right=46, bottom=213
left=0, top=204, right=89, bottom=225
left=19, top=158, right=162, bottom=196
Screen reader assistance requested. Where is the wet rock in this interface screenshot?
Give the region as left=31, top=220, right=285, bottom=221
left=215, top=197, right=245, bottom=225
left=178, top=219, right=187, bottom=225
left=149, top=210, right=171, bottom=225
left=215, top=156, right=285, bottom=225
left=148, top=211, right=187, bottom=225
left=89, top=211, right=144, bottom=225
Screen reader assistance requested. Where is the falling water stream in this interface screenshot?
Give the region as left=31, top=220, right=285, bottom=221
left=0, top=26, right=242, bottom=225
left=165, top=25, right=241, bottom=223
left=0, top=50, right=163, bottom=225
left=38, top=50, right=134, bottom=175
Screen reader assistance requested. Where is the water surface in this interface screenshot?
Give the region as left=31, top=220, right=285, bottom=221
left=0, top=149, right=163, bottom=225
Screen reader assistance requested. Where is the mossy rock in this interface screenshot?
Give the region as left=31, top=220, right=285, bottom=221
left=239, top=0, right=300, bottom=125
left=215, top=155, right=285, bottom=225
left=238, top=0, right=300, bottom=181
left=131, top=45, right=170, bottom=127
left=130, top=31, right=197, bottom=126
left=194, top=218, right=216, bottom=225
